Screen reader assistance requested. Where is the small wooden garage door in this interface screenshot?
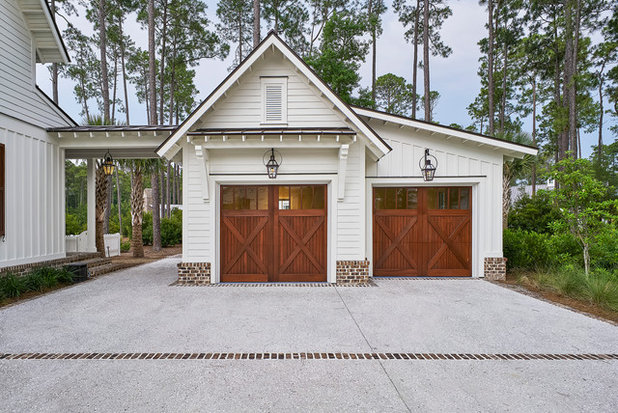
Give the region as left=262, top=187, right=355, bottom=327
left=220, top=185, right=327, bottom=282
left=373, top=187, right=472, bottom=277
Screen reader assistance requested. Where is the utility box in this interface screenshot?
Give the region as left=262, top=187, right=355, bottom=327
left=65, top=263, right=89, bottom=283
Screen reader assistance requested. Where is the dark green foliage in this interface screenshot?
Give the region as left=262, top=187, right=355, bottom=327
left=120, top=240, right=131, bottom=253
left=503, top=229, right=553, bottom=270
left=161, top=209, right=182, bottom=247
left=0, top=274, right=26, bottom=299
left=508, top=191, right=561, bottom=233
left=589, top=227, right=618, bottom=270
left=0, top=267, right=75, bottom=302
left=141, top=209, right=182, bottom=247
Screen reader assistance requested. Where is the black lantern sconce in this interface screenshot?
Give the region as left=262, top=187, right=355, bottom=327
left=102, top=150, right=115, bottom=176
left=264, top=148, right=282, bottom=179
left=419, top=148, right=437, bottom=181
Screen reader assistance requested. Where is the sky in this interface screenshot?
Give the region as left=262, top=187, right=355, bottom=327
left=36, top=0, right=614, bottom=158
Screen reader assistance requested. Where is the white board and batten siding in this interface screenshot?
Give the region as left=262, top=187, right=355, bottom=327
left=0, top=0, right=71, bottom=129
left=365, top=120, right=505, bottom=277
left=0, top=114, right=66, bottom=267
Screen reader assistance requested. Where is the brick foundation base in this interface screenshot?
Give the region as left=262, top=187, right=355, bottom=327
left=336, top=260, right=370, bottom=285
left=484, top=257, right=507, bottom=281
left=177, top=262, right=211, bottom=285
left=1, top=253, right=103, bottom=278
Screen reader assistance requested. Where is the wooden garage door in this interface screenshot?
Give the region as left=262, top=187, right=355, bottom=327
left=373, top=187, right=471, bottom=277
left=220, top=185, right=327, bottom=282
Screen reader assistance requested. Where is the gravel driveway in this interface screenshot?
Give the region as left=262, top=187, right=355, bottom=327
left=1, top=257, right=617, bottom=412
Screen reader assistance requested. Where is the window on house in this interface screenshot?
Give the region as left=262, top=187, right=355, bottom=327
left=0, top=143, right=4, bottom=238
left=261, top=77, right=287, bottom=124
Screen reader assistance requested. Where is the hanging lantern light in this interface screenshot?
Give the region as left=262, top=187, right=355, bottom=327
left=102, top=150, right=115, bottom=176
left=419, top=148, right=437, bottom=181
left=264, top=148, right=281, bottom=179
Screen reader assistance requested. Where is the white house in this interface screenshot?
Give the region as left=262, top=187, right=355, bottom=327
left=155, top=32, right=537, bottom=284
left=1, top=14, right=536, bottom=284
left=0, top=0, right=75, bottom=268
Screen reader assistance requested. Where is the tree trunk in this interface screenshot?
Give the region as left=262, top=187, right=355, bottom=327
left=115, top=163, right=122, bottom=236
left=502, top=164, right=511, bottom=230
left=104, top=174, right=112, bottom=234
left=411, top=0, right=420, bottom=119
left=130, top=164, right=144, bottom=258
left=253, top=0, right=260, bottom=47
left=166, top=162, right=171, bottom=218
left=583, top=241, right=590, bottom=276
left=368, top=0, right=376, bottom=102
left=168, top=38, right=177, bottom=125
left=171, top=163, right=176, bottom=204
left=111, top=52, right=118, bottom=124
left=499, top=39, right=508, bottom=133
left=147, top=0, right=157, bottom=126
left=119, top=16, right=130, bottom=125
left=160, top=169, right=165, bottom=218
left=95, top=162, right=109, bottom=254
left=531, top=78, right=537, bottom=196
left=597, top=69, right=604, bottom=159
left=151, top=166, right=161, bottom=251
left=487, top=0, right=495, bottom=135
left=98, top=0, right=110, bottom=123
left=50, top=0, right=59, bottom=103
left=239, top=13, right=244, bottom=61
left=568, top=0, right=581, bottom=158
left=423, top=0, right=430, bottom=122
left=158, top=0, right=169, bottom=124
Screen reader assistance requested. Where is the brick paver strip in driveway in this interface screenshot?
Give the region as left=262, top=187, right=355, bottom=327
left=1, top=257, right=617, bottom=412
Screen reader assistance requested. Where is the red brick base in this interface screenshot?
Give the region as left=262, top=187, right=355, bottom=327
left=484, top=257, right=507, bottom=281
left=336, top=260, right=370, bottom=285
left=0, top=253, right=102, bottom=278
left=177, top=262, right=211, bottom=285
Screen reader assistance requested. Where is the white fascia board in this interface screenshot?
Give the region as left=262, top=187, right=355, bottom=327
left=156, top=34, right=391, bottom=160
left=353, top=107, right=538, bottom=158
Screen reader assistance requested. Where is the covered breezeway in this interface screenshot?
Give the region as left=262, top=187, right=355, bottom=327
left=48, top=125, right=176, bottom=252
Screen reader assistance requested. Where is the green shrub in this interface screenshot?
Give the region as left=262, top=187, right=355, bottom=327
left=585, top=269, right=618, bottom=311
left=503, top=229, right=553, bottom=270
left=508, top=191, right=561, bottom=234
left=141, top=212, right=153, bottom=245
left=120, top=240, right=131, bottom=252
left=161, top=209, right=182, bottom=247
left=589, top=227, right=618, bottom=271
left=547, top=232, right=582, bottom=267
left=0, top=273, right=26, bottom=298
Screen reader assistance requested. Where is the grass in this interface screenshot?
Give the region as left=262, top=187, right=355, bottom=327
left=510, top=265, right=618, bottom=316
left=0, top=266, right=77, bottom=306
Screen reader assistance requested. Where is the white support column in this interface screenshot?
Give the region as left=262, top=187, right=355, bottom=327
left=194, top=145, right=210, bottom=201
left=86, top=158, right=96, bottom=252
left=337, top=144, right=349, bottom=201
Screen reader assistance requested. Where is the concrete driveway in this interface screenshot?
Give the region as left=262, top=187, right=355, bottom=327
left=1, top=257, right=617, bottom=412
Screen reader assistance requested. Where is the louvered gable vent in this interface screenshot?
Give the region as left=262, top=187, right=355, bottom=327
left=262, top=77, right=287, bottom=123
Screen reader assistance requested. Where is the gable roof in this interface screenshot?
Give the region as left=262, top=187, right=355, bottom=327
left=17, top=0, right=70, bottom=64
left=352, top=106, right=538, bottom=158
left=156, top=31, right=391, bottom=159
left=36, top=86, right=77, bottom=126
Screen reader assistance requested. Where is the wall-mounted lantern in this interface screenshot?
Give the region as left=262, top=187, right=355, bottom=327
left=102, top=150, right=115, bottom=176
left=419, top=148, right=437, bottom=181
left=264, top=148, right=282, bottom=179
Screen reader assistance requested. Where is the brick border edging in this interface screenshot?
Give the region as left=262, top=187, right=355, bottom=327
left=1, top=352, right=616, bottom=361
left=169, top=281, right=376, bottom=287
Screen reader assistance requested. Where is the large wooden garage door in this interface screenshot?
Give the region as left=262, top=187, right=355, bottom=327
left=221, top=185, right=327, bottom=282
left=373, top=187, right=471, bottom=277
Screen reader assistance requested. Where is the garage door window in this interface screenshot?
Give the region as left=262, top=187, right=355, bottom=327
left=278, top=185, right=325, bottom=210
left=222, top=186, right=269, bottom=210
left=426, top=187, right=469, bottom=210
left=374, top=187, right=418, bottom=210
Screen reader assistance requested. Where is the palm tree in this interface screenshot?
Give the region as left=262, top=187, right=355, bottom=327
left=95, top=160, right=109, bottom=254
left=497, top=131, right=534, bottom=229
left=128, top=160, right=145, bottom=257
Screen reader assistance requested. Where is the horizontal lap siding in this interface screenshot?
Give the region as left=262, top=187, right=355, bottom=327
left=366, top=121, right=505, bottom=276
left=183, top=145, right=212, bottom=261
left=0, top=0, right=69, bottom=128
left=196, top=51, right=347, bottom=129
left=0, top=115, right=64, bottom=267
left=337, top=142, right=364, bottom=260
